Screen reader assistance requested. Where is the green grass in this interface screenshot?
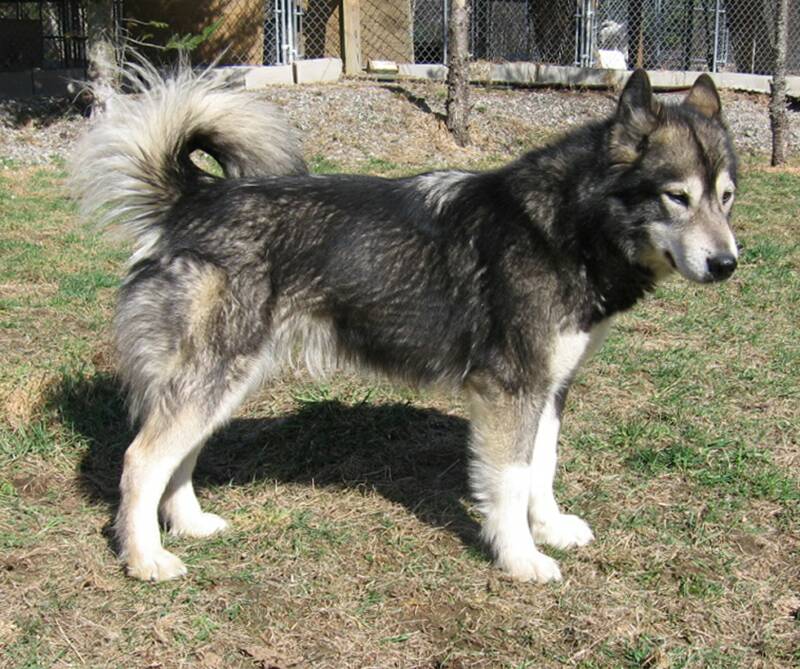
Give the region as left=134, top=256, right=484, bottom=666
left=0, top=156, right=798, bottom=669
left=55, top=269, right=118, bottom=304
left=309, top=154, right=342, bottom=174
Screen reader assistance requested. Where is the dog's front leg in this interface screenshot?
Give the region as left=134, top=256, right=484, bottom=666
left=466, top=383, right=562, bottom=583
left=528, top=389, right=594, bottom=549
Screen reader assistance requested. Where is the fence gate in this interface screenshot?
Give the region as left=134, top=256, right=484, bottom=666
left=266, top=0, right=304, bottom=65
left=581, top=0, right=735, bottom=73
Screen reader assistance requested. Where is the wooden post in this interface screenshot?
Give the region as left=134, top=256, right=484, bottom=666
left=445, top=0, right=470, bottom=146
left=85, top=0, right=117, bottom=115
left=341, top=0, right=362, bottom=76
left=770, top=0, right=789, bottom=166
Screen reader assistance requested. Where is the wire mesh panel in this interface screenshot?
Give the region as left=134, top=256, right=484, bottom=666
left=472, top=0, right=537, bottom=62
left=121, top=0, right=340, bottom=66
left=372, top=0, right=798, bottom=75
left=0, top=1, right=87, bottom=70
left=2, top=1, right=798, bottom=76
left=413, top=0, right=446, bottom=63
left=120, top=0, right=265, bottom=66
left=299, top=0, right=341, bottom=60
left=406, top=0, right=800, bottom=75
left=410, top=0, right=580, bottom=66
left=589, top=0, right=734, bottom=72
left=357, top=0, right=414, bottom=63
left=583, top=0, right=797, bottom=75
left=790, top=1, right=800, bottom=74
left=473, top=0, right=576, bottom=64
left=723, top=0, right=775, bottom=74
left=168, top=0, right=420, bottom=66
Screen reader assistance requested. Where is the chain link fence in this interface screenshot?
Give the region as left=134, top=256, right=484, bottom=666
left=584, top=0, right=793, bottom=75
left=0, top=0, right=797, bottom=76
left=406, top=0, right=799, bottom=75
left=1, top=1, right=88, bottom=70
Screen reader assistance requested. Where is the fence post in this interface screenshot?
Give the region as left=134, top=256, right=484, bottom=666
left=341, top=0, right=362, bottom=75
left=770, top=0, right=789, bottom=165
left=85, top=0, right=117, bottom=115
left=445, top=0, right=470, bottom=146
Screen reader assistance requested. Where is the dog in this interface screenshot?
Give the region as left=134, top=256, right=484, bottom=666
left=71, top=62, right=738, bottom=583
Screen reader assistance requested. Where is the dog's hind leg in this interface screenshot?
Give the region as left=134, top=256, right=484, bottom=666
left=116, top=363, right=262, bottom=581
left=116, top=405, right=210, bottom=581
left=466, top=380, right=562, bottom=583
left=114, top=257, right=272, bottom=580
left=159, top=446, right=229, bottom=539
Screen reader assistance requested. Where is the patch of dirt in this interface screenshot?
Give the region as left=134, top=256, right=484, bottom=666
left=0, top=282, right=58, bottom=300
left=0, top=372, right=55, bottom=429
left=10, top=472, right=52, bottom=500
left=754, top=164, right=800, bottom=174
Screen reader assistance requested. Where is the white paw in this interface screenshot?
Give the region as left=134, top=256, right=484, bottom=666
left=169, top=512, right=229, bottom=538
left=125, top=548, right=187, bottom=582
left=532, top=513, right=594, bottom=549
left=496, top=549, right=563, bottom=583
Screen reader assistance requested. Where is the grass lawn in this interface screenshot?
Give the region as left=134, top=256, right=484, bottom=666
left=0, top=155, right=798, bottom=668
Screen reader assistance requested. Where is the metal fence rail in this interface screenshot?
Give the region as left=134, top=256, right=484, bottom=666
left=1, top=0, right=796, bottom=76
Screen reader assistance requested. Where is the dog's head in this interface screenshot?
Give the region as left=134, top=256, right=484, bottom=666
left=609, top=70, right=738, bottom=283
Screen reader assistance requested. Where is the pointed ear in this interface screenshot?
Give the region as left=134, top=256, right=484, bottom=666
left=617, top=69, right=658, bottom=125
left=610, top=69, right=659, bottom=164
left=683, top=74, right=721, bottom=119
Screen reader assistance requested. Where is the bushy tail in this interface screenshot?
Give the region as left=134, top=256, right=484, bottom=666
left=71, top=58, right=307, bottom=243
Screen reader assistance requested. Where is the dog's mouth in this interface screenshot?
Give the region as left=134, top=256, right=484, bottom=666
left=663, top=250, right=677, bottom=269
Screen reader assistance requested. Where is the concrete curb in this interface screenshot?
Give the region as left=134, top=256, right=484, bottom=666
left=389, top=61, right=796, bottom=97
left=2, top=60, right=795, bottom=98
left=293, top=58, right=343, bottom=85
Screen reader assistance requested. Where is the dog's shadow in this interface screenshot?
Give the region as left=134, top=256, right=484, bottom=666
left=50, top=372, right=480, bottom=552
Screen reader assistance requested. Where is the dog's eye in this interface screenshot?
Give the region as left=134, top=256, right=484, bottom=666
left=721, top=190, right=734, bottom=205
left=665, top=191, right=690, bottom=207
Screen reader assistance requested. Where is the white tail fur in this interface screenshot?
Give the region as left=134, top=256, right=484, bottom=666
left=70, top=57, right=306, bottom=246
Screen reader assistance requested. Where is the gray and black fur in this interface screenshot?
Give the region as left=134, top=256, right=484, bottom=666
left=71, top=61, right=738, bottom=582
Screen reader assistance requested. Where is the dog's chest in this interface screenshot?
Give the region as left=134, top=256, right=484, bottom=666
left=548, top=320, right=612, bottom=389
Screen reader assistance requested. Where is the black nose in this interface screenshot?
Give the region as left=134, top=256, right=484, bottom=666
left=707, top=253, right=737, bottom=281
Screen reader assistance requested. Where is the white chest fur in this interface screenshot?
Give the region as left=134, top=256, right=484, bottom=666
left=549, top=319, right=612, bottom=391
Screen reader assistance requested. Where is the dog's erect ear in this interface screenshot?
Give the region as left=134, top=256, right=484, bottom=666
left=616, top=69, right=658, bottom=127
left=617, top=70, right=653, bottom=116
left=683, top=74, right=721, bottom=119
left=610, top=69, right=659, bottom=164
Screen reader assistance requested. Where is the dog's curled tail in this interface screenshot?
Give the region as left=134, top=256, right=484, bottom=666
left=71, top=58, right=307, bottom=243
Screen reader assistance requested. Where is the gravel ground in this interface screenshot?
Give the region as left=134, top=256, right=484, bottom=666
left=1, top=78, right=798, bottom=168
